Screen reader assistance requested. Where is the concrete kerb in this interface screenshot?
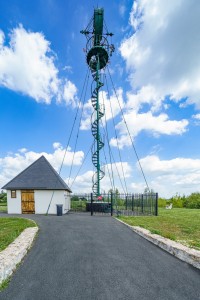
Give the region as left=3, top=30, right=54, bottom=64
left=0, top=227, right=38, bottom=285
left=116, top=218, right=200, bottom=270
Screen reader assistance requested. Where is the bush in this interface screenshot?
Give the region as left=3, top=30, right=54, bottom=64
left=166, top=194, right=185, bottom=208
left=171, top=197, right=184, bottom=208
left=71, top=195, right=80, bottom=201
left=0, top=193, right=7, bottom=203
left=158, top=198, right=167, bottom=208
left=183, top=193, right=200, bottom=209
left=157, top=193, right=200, bottom=209
left=116, top=199, right=125, bottom=207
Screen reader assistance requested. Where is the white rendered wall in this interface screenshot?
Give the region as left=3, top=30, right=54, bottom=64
left=64, top=191, right=71, bottom=212
left=7, top=190, right=21, bottom=214
left=35, top=190, right=70, bottom=214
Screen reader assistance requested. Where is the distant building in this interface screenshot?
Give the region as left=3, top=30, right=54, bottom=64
left=2, top=156, right=71, bottom=214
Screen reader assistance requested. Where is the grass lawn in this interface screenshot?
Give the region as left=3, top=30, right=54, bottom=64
left=0, top=218, right=37, bottom=252
left=118, top=208, right=200, bottom=250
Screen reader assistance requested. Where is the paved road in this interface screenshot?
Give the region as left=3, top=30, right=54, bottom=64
left=0, top=213, right=200, bottom=300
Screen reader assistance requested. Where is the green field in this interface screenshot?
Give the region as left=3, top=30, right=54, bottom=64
left=0, top=218, right=37, bottom=252
left=118, top=208, right=200, bottom=250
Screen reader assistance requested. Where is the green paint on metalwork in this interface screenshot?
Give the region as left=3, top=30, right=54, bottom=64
left=81, top=8, right=114, bottom=197
left=93, top=8, right=103, bottom=45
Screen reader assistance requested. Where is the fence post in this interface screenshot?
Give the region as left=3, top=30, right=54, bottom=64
left=132, top=194, right=134, bottom=211
left=141, top=194, right=144, bottom=214
left=155, top=193, right=158, bottom=216
left=125, top=195, right=128, bottom=210
left=91, top=193, right=93, bottom=216
left=111, top=192, right=113, bottom=216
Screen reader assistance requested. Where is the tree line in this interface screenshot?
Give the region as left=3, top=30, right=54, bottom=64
left=0, top=191, right=6, bottom=202
left=4, top=188, right=197, bottom=209
left=159, top=192, right=200, bottom=209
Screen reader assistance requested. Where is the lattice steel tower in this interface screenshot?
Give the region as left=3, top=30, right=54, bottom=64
left=81, top=8, right=114, bottom=197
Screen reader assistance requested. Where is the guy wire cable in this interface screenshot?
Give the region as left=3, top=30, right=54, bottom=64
left=107, top=66, right=150, bottom=192
left=67, top=71, right=90, bottom=185
left=101, top=118, right=127, bottom=194
left=101, top=82, right=116, bottom=192
left=46, top=67, right=90, bottom=215
left=70, top=141, right=94, bottom=189
left=104, top=73, right=128, bottom=194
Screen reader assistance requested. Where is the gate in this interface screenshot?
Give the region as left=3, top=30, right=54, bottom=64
left=88, top=193, right=112, bottom=216
left=70, top=193, right=158, bottom=216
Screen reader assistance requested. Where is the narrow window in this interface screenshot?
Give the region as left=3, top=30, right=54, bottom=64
left=11, top=190, right=16, bottom=198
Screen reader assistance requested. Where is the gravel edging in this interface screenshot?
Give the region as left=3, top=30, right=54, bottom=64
left=0, top=227, right=38, bottom=285
left=116, top=218, right=200, bottom=270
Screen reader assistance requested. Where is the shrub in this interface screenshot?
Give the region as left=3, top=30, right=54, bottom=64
left=156, top=193, right=200, bottom=209
left=171, top=198, right=184, bottom=208
left=183, top=193, right=200, bottom=209
left=167, top=194, right=185, bottom=208
left=0, top=193, right=7, bottom=203
left=71, top=195, right=80, bottom=201
left=158, top=198, right=167, bottom=208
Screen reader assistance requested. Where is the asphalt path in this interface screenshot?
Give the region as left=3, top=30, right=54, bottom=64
left=0, top=213, right=200, bottom=300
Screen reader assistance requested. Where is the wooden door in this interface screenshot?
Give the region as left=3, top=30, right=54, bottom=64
left=21, top=190, right=35, bottom=214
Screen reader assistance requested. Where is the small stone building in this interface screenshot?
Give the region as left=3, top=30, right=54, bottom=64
left=2, top=155, right=71, bottom=214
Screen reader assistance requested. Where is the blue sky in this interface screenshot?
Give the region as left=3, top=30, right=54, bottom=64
left=1, top=0, right=200, bottom=198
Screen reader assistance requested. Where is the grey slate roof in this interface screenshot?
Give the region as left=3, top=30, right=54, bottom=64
left=2, top=155, right=72, bottom=192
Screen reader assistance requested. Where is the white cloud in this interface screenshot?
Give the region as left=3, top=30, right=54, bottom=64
left=18, top=148, right=28, bottom=153
left=130, top=182, right=147, bottom=194
left=0, top=143, right=84, bottom=188
left=104, top=161, right=132, bottom=179
left=126, top=85, right=164, bottom=112
left=110, top=135, right=132, bottom=149
left=102, top=88, right=124, bottom=122
left=120, top=0, right=200, bottom=109
left=62, top=80, right=78, bottom=107
left=139, top=155, right=200, bottom=175
left=192, top=114, right=200, bottom=120
left=80, top=101, right=93, bottom=130
left=53, top=142, right=62, bottom=149
left=109, top=0, right=198, bottom=149
left=0, top=25, right=78, bottom=106
left=192, top=113, right=200, bottom=125
left=0, top=30, right=4, bottom=47
left=101, top=161, right=132, bottom=193
left=67, top=170, right=94, bottom=191
left=110, top=110, right=188, bottom=149
left=67, top=154, right=200, bottom=197
left=0, top=25, right=59, bottom=104
left=4, top=145, right=200, bottom=198
left=138, top=155, right=200, bottom=197
left=63, top=65, right=72, bottom=72
left=68, top=161, right=132, bottom=193
left=119, top=4, right=126, bottom=17
left=80, top=88, right=124, bottom=130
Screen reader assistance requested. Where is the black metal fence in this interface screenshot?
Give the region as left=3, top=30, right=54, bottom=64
left=70, top=193, right=158, bottom=216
